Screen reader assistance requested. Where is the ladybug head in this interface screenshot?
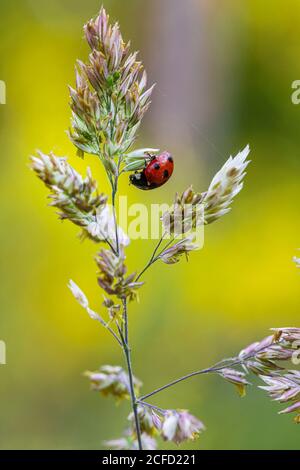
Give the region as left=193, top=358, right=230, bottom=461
left=129, top=170, right=156, bottom=190
left=130, top=170, right=148, bottom=190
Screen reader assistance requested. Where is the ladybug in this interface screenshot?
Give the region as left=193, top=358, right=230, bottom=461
left=130, top=151, right=174, bottom=190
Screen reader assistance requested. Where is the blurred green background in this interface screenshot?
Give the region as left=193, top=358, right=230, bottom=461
left=0, top=0, right=299, bottom=450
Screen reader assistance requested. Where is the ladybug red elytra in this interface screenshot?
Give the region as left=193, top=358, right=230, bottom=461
left=129, top=151, right=174, bottom=190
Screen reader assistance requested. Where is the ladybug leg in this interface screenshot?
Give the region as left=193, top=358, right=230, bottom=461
left=145, top=152, right=156, bottom=162
left=143, top=153, right=152, bottom=169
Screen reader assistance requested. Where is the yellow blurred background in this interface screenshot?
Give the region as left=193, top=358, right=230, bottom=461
left=0, top=0, right=299, bottom=449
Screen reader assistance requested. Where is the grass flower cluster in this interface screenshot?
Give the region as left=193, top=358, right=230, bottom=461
left=31, top=7, right=300, bottom=450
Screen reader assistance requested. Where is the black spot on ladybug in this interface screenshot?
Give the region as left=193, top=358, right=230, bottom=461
left=154, top=163, right=160, bottom=170
left=168, top=156, right=173, bottom=163
left=163, top=170, right=169, bottom=178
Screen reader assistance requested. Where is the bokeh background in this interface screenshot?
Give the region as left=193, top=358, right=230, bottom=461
left=0, top=0, right=299, bottom=450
